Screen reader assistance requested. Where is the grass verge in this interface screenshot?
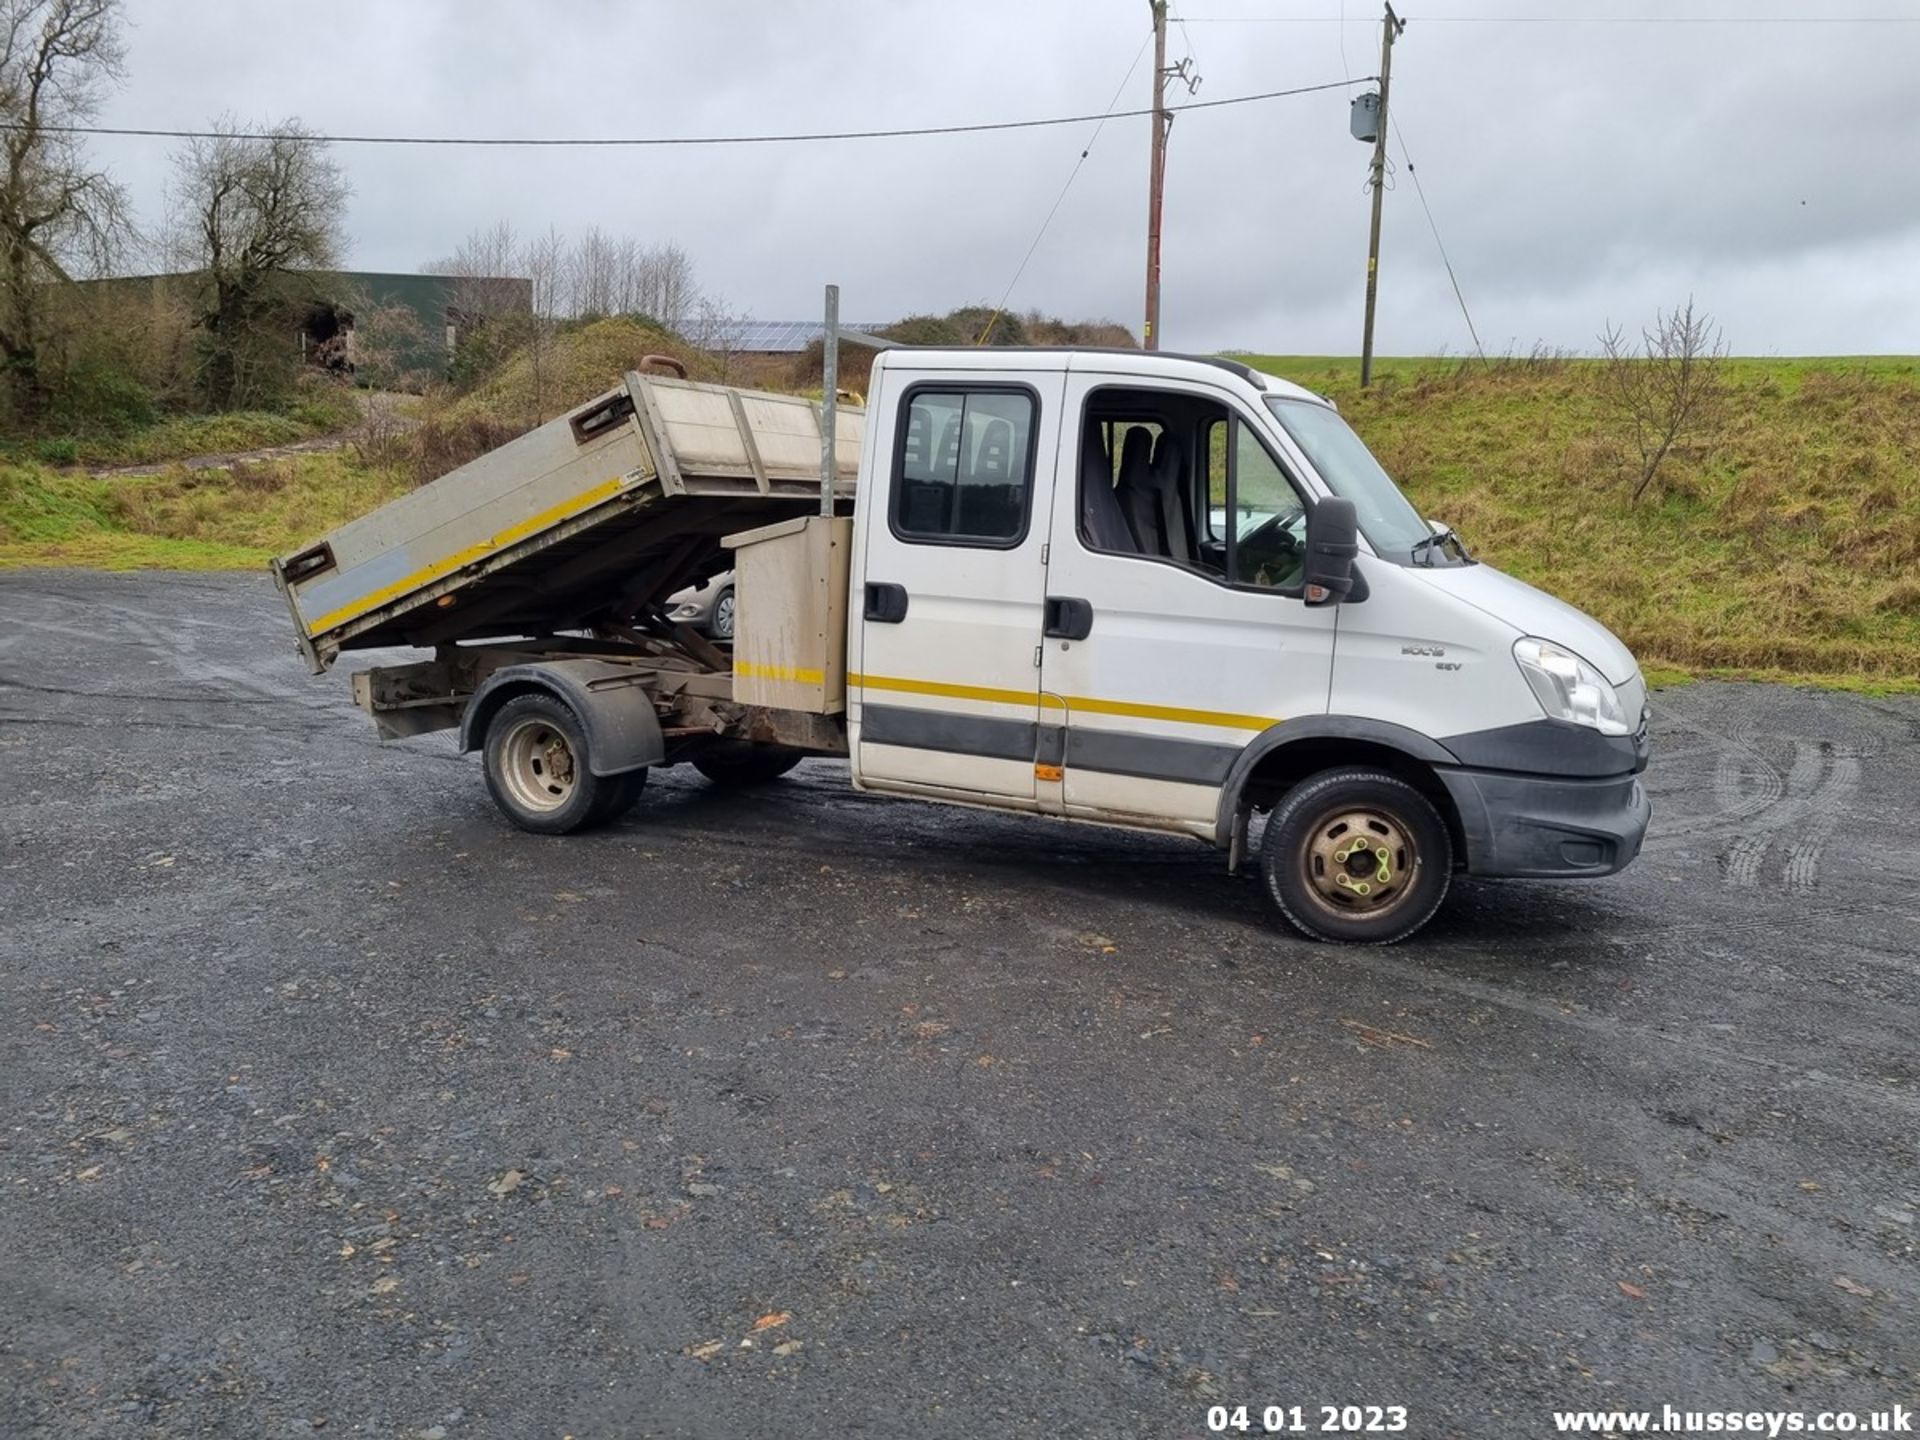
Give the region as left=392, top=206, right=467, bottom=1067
left=3, top=351, right=1917, bottom=695
left=0, top=453, right=410, bottom=570
left=1242, top=354, right=1920, bottom=690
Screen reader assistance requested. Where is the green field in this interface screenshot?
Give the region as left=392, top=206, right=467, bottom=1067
left=1239, top=354, right=1920, bottom=692
left=3, top=344, right=1917, bottom=692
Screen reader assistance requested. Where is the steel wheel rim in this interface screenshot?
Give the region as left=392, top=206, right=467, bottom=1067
left=712, top=593, right=735, bottom=638
left=499, top=717, right=578, bottom=813
left=1299, top=805, right=1417, bottom=919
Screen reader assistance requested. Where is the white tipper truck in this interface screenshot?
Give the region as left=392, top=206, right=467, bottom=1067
left=274, top=345, right=1650, bottom=944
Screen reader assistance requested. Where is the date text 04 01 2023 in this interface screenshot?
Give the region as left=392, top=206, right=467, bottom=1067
left=1207, top=1404, right=1410, bottom=1435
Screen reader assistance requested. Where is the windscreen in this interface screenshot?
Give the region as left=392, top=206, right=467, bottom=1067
left=1265, top=397, right=1435, bottom=561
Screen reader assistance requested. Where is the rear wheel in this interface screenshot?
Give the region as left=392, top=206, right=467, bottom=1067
left=693, top=742, right=803, bottom=787
left=1260, top=767, right=1451, bottom=944
left=482, top=693, right=628, bottom=835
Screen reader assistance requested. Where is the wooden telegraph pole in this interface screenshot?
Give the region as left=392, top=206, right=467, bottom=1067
left=1144, top=0, right=1169, bottom=351
left=1360, top=3, right=1404, bottom=388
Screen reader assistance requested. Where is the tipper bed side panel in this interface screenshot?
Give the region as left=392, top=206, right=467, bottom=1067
left=273, top=377, right=864, bottom=669
left=280, top=387, right=655, bottom=647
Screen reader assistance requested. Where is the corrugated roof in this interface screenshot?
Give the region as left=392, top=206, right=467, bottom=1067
left=713, top=320, right=891, bottom=353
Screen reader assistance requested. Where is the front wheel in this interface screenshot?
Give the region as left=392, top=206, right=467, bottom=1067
left=692, top=743, right=803, bottom=787
left=482, top=693, right=633, bottom=835
left=708, top=588, right=735, bottom=640
left=1260, top=767, right=1452, bottom=944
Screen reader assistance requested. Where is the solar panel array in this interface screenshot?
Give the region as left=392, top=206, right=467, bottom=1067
left=711, top=320, right=891, bottom=353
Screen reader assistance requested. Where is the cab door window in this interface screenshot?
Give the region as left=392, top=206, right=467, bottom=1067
left=1227, top=418, right=1309, bottom=590
left=891, top=386, right=1037, bottom=546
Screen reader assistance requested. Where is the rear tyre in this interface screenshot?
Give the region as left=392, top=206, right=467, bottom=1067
left=1260, top=767, right=1452, bottom=944
left=692, top=743, right=803, bottom=787
left=482, top=693, right=619, bottom=835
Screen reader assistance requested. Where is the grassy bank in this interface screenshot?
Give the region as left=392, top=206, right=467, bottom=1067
left=2, top=350, right=1916, bottom=692
left=1, top=391, right=361, bottom=470
left=0, top=452, right=409, bottom=570
left=1243, top=355, right=1920, bottom=693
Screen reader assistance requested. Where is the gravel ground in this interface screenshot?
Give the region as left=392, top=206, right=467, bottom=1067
left=2, top=570, right=1916, bottom=1439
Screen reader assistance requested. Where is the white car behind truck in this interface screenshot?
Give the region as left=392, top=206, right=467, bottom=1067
left=273, top=345, right=1650, bottom=943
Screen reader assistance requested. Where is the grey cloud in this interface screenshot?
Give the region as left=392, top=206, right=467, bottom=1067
left=98, top=0, right=1917, bottom=356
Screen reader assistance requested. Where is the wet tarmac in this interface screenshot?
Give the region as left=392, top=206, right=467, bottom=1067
left=3, top=570, right=1916, bottom=1438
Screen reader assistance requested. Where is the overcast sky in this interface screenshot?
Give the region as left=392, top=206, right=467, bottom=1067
left=98, top=0, right=1919, bottom=356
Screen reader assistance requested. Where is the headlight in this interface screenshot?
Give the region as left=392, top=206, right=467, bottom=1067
left=1512, top=638, right=1631, bottom=735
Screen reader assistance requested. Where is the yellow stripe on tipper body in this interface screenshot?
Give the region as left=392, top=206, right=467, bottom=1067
left=735, top=660, right=826, bottom=685
left=849, top=671, right=1274, bottom=733
left=305, top=476, right=631, bottom=635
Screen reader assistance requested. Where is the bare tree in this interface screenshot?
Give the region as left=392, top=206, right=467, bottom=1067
left=520, top=224, right=567, bottom=423
left=170, top=116, right=350, bottom=408
left=566, top=224, right=619, bottom=318
left=687, top=293, right=745, bottom=382
left=631, top=240, right=695, bottom=330
left=425, top=219, right=526, bottom=320
left=1597, top=298, right=1728, bottom=503
left=0, top=0, right=131, bottom=420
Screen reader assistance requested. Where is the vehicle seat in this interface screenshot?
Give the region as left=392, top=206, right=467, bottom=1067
left=934, top=415, right=964, bottom=479
left=1147, top=433, right=1195, bottom=563
left=1114, top=427, right=1161, bottom=555
left=1080, top=420, right=1134, bottom=553
left=959, top=416, right=1016, bottom=536
left=903, top=403, right=933, bottom=480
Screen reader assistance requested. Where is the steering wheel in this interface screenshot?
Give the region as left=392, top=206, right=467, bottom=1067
left=1236, top=509, right=1306, bottom=586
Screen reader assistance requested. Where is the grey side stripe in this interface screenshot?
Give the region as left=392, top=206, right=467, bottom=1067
left=1065, top=727, right=1240, bottom=786
left=862, top=703, right=1238, bottom=787
left=861, top=704, right=1036, bottom=762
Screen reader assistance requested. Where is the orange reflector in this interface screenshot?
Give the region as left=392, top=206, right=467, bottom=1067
left=436, top=594, right=455, bottom=608
left=1035, top=763, right=1064, bottom=782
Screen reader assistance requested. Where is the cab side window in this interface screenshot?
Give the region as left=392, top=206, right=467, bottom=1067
left=1228, top=420, right=1309, bottom=590
left=892, top=387, right=1035, bottom=546
left=1080, top=386, right=1308, bottom=592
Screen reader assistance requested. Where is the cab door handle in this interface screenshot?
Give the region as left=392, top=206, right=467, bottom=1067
left=864, top=582, right=909, bottom=623
left=1044, top=596, right=1093, bottom=640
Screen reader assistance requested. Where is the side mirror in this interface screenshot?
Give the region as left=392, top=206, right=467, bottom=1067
left=1303, top=496, right=1359, bottom=606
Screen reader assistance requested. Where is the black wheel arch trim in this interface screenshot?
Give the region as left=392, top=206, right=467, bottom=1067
left=460, top=660, right=665, bottom=777
left=1213, top=716, right=1462, bottom=847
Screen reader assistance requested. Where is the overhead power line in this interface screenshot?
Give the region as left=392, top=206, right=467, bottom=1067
left=1388, top=114, right=1485, bottom=363
left=977, top=35, right=1154, bottom=344
left=1, top=78, right=1367, bottom=150
left=1183, top=12, right=1918, bottom=20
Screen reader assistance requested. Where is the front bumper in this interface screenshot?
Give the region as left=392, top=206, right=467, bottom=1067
left=1436, top=766, right=1650, bottom=879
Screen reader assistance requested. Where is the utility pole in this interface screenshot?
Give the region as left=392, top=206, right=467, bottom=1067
left=1143, top=0, right=1169, bottom=352
left=1360, top=2, right=1404, bottom=388
left=1143, top=1, right=1200, bottom=352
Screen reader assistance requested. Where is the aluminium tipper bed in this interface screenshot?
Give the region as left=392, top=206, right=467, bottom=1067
left=271, top=371, right=864, bottom=673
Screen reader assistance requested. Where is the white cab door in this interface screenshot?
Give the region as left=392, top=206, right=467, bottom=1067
left=1036, top=370, right=1336, bottom=836
left=854, top=369, right=1065, bottom=806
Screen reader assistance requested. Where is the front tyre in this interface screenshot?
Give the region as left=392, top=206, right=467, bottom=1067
left=482, top=693, right=626, bottom=835
left=1260, top=767, right=1452, bottom=944
left=692, top=743, right=803, bottom=787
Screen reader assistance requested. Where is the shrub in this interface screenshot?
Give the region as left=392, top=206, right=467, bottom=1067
left=43, top=358, right=157, bottom=437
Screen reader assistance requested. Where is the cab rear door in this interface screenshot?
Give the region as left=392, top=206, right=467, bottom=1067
left=851, top=359, right=1066, bottom=807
